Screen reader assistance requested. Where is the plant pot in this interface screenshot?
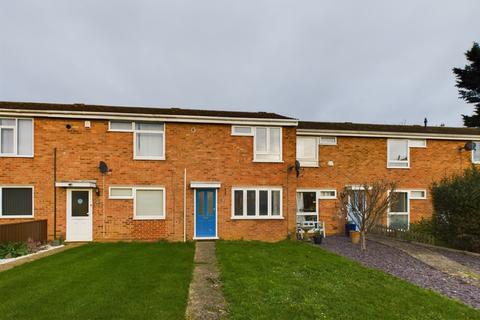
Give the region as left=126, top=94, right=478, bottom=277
left=313, top=235, right=323, bottom=245
left=350, top=231, right=361, bottom=244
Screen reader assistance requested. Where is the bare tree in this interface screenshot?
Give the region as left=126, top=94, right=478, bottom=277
left=339, top=180, right=397, bottom=251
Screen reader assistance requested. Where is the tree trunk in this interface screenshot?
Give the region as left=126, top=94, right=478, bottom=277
left=360, top=230, right=367, bottom=251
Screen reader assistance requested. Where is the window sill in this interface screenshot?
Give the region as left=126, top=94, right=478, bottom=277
left=133, top=216, right=165, bottom=220
left=0, top=215, right=34, bottom=219
left=252, top=160, right=284, bottom=163
left=133, top=157, right=166, bottom=161
left=0, top=155, right=34, bottom=158
left=231, top=216, right=284, bottom=220
left=387, top=166, right=410, bottom=169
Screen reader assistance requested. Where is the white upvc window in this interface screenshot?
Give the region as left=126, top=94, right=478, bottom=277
left=133, top=122, right=165, bottom=160
left=254, top=127, right=282, bottom=162
left=133, top=187, right=166, bottom=220
left=472, top=141, right=480, bottom=164
left=109, top=120, right=133, bottom=132
left=388, top=191, right=409, bottom=230
left=0, top=118, right=33, bottom=157
left=0, top=186, right=34, bottom=218
left=410, top=190, right=427, bottom=200
left=232, top=187, right=282, bottom=219
left=231, top=126, right=253, bottom=136
left=296, top=137, right=318, bottom=167
left=387, top=139, right=409, bottom=168
left=109, top=187, right=134, bottom=199
left=408, top=139, right=427, bottom=148
left=319, top=136, right=337, bottom=145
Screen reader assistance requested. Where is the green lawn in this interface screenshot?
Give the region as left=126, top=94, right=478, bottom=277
left=217, top=241, right=480, bottom=320
left=0, top=242, right=195, bottom=320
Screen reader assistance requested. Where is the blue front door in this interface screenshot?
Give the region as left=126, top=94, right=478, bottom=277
left=195, top=189, right=216, bottom=238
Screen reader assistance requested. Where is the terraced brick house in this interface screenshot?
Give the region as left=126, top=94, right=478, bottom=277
left=0, top=101, right=479, bottom=241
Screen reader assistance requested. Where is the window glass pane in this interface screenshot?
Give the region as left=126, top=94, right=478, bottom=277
left=110, top=188, right=133, bottom=198
left=319, top=190, right=335, bottom=198
left=233, top=126, right=252, bottom=135
left=391, top=192, right=408, bottom=213
left=135, top=122, right=164, bottom=131
left=1, top=128, right=14, bottom=154
left=271, top=190, right=281, bottom=216
left=255, top=128, right=267, bottom=153
left=110, top=121, right=132, bottom=131
left=319, top=137, right=337, bottom=145
left=2, top=188, right=32, bottom=216
left=0, top=119, right=15, bottom=126
left=297, top=137, right=316, bottom=159
left=197, top=191, right=204, bottom=216
left=207, top=191, right=214, bottom=216
left=136, top=189, right=164, bottom=217
left=136, top=132, right=163, bottom=157
left=247, top=190, right=256, bottom=216
left=388, top=140, right=408, bottom=162
left=259, top=190, right=268, bottom=215
left=388, top=214, right=408, bottom=230
left=297, top=192, right=316, bottom=213
left=269, top=128, right=280, bottom=154
left=71, top=191, right=89, bottom=217
left=410, top=190, right=425, bottom=199
left=234, top=190, right=243, bottom=216
left=409, top=139, right=426, bottom=148
left=17, top=119, right=33, bottom=155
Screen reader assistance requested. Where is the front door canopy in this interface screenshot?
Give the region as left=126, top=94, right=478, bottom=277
left=56, top=180, right=97, bottom=188
left=190, top=181, right=221, bottom=189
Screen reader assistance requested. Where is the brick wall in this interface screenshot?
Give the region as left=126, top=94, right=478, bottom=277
left=0, top=118, right=297, bottom=241
left=297, top=136, right=474, bottom=235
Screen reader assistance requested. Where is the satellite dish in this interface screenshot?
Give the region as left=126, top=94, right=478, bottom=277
left=295, top=160, right=301, bottom=177
left=464, top=141, right=476, bottom=151
left=99, top=161, right=109, bottom=174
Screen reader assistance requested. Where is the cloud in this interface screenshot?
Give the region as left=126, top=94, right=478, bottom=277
left=1, top=0, right=479, bottom=126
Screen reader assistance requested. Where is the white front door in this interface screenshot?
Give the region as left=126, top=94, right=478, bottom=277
left=66, top=189, right=93, bottom=241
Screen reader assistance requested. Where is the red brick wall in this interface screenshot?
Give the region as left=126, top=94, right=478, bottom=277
left=297, top=136, right=475, bottom=235
left=0, top=118, right=297, bottom=241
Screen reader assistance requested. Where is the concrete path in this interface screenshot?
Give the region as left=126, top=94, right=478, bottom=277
left=372, top=237, right=480, bottom=287
left=186, top=241, right=228, bottom=320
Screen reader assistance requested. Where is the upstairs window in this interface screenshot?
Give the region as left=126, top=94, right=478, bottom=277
left=254, top=127, right=281, bottom=162
left=134, top=122, right=165, bottom=160
left=296, top=137, right=318, bottom=167
left=231, top=126, right=253, bottom=136
left=387, top=139, right=409, bottom=168
left=109, top=121, right=133, bottom=132
left=0, top=118, right=33, bottom=157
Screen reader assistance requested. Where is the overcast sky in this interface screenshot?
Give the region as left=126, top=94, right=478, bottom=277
left=1, top=1, right=479, bottom=126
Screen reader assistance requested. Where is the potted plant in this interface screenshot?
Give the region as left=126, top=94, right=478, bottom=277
left=350, top=230, right=361, bottom=244
left=312, top=231, right=323, bottom=244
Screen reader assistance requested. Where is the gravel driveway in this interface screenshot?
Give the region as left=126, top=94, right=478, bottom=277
left=319, top=236, right=480, bottom=309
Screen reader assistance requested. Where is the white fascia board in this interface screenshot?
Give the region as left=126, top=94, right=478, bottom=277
left=297, top=129, right=480, bottom=141
left=0, top=109, right=298, bottom=127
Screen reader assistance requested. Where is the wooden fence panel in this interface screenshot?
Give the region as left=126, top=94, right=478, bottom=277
left=372, top=225, right=434, bottom=245
left=0, top=220, right=47, bottom=244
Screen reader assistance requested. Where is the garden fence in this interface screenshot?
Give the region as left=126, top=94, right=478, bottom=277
left=0, top=220, right=47, bottom=244
left=371, top=225, right=435, bottom=245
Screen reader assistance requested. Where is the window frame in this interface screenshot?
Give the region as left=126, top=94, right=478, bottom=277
left=253, top=127, right=282, bottom=163
left=231, top=187, right=283, bottom=219
left=296, top=136, right=319, bottom=167
left=0, top=118, right=34, bottom=158
left=108, top=120, right=134, bottom=132
left=409, top=189, right=427, bottom=200
left=132, top=122, right=166, bottom=161
left=109, top=186, right=134, bottom=199
left=133, top=187, right=166, bottom=220
left=408, top=139, right=427, bottom=148
left=387, top=190, right=410, bottom=229
left=319, top=136, right=337, bottom=145
left=387, top=139, right=410, bottom=169
left=231, top=126, right=254, bottom=136
left=472, top=141, right=480, bottom=164
left=0, top=185, right=35, bottom=218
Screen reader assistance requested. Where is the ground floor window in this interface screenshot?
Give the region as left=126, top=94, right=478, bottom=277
left=388, top=191, right=409, bottom=229
left=232, top=187, right=282, bottom=218
left=110, top=186, right=165, bottom=220
left=0, top=186, right=33, bottom=218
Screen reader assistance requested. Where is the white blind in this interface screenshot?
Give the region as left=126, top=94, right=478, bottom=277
left=110, top=188, right=133, bottom=198
left=136, top=189, right=164, bottom=217
left=17, top=119, right=33, bottom=155
left=136, top=132, right=164, bottom=157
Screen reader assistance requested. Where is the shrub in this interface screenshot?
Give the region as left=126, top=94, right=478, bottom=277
left=0, top=242, right=30, bottom=259
left=431, top=167, right=480, bottom=252
left=409, top=218, right=433, bottom=236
